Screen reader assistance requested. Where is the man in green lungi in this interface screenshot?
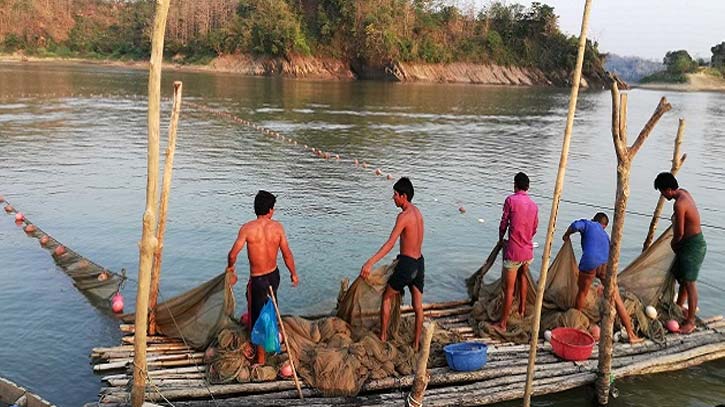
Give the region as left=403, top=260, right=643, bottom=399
left=654, top=172, right=707, bottom=334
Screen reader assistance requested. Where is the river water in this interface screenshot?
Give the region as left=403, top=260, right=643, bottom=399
left=0, top=62, right=723, bottom=406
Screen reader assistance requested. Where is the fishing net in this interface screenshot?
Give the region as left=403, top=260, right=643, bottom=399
left=122, top=272, right=237, bottom=349
left=336, top=262, right=402, bottom=338
left=467, top=243, right=537, bottom=344
left=2, top=200, right=125, bottom=304
left=203, top=262, right=459, bottom=396
left=468, top=226, right=682, bottom=344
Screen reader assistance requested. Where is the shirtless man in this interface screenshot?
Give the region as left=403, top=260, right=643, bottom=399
left=360, top=177, right=425, bottom=351
left=655, top=172, right=707, bottom=334
left=227, top=190, right=299, bottom=364
left=493, top=172, right=538, bottom=333
left=563, top=212, right=642, bottom=344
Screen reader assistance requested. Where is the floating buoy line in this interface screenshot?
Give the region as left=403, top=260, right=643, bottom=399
left=0, top=196, right=126, bottom=310
left=2, top=93, right=724, bottom=233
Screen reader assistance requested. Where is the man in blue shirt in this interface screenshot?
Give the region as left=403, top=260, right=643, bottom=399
left=563, top=212, right=642, bottom=344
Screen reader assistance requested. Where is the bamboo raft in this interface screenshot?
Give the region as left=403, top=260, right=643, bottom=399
left=89, top=301, right=725, bottom=406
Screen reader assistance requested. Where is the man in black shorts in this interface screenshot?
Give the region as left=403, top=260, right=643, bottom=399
left=361, top=177, right=425, bottom=350
left=227, top=191, right=299, bottom=364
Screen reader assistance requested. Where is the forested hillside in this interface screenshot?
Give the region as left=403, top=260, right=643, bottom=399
left=1, top=0, right=607, bottom=80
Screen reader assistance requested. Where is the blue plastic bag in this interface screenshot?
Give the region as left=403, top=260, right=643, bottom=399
left=251, top=299, right=281, bottom=353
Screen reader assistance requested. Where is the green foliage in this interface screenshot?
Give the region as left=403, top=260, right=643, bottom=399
left=663, top=50, right=698, bottom=74
left=1, top=0, right=607, bottom=78
left=232, top=0, right=310, bottom=57
left=639, top=71, right=688, bottom=84
left=711, top=42, right=725, bottom=71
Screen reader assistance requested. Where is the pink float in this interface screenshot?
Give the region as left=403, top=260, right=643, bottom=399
left=666, top=319, right=680, bottom=333
left=15, top=212, right=24, bottom=221
left=111, top=293, right=124, bottom=313
left=54, top=246, right=66, bottom=256
left=40, top=235, right=50, bottom=246
left=24, top=224, right=36, bottom=233
left=279, top=361, right=293, bottom=378
left=459, top=206, right=466, bottom=213
left=0, top=195, right=4, bottom=202
left=4, top=205, right=13, bottom=213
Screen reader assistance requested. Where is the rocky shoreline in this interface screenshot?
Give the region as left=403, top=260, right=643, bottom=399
left=1, top=53, right=619, bottom=89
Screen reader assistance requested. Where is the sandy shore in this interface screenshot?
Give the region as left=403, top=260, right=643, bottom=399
left=636, top=72, right=725, bottom=93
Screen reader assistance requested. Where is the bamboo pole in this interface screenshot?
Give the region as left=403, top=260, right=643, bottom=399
left=522, top=1, right=593, bottom=405
left=149, top=81, right=184, bottom=336
left=268, top=286, right=304, bottom=399
left=596, top=84, right=672, bottom=404
left=131, top=0, right=172, bottom=405
left=642, top=119, right=687, bottom=251
left=409, top=321, right=435, bottom=405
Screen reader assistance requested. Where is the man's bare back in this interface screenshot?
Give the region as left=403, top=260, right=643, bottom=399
left=398, top=205, right=424, bottom=259
left=673, top=189, right=702, bottom=244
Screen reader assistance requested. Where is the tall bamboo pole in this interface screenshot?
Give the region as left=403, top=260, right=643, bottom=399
left=149, top=81, right=184, bottom=336
left=522, top=1, right=592, bottom=405
left=131, top=1, right=172, bottom=406
left=595, top=84, right=672, bottom=404
left=642, top=119, right=686, bottom=251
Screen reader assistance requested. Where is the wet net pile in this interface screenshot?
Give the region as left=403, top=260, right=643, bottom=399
left=158, top=263, right=458, bottom=396
left=467, top=227, right=683, bottom=344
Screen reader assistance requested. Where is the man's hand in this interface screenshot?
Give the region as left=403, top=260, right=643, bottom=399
left=562, top=233, right=570, bottom=242
left=360, top=261, right=373, bottom=280
left=226, top=266, right=238, bottom=286
left=290, top=273, right=299, bottom=287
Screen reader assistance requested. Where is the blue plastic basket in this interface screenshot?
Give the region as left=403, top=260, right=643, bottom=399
left=443, top=342, right=488, bottom=371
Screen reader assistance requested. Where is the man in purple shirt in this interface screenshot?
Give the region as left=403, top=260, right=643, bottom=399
left=493, top=172, right=538, bottom=333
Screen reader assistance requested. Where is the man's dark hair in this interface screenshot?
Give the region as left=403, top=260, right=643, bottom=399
left=393, top=177, right=414, bottom=202
left=514, top=172, right=530, bottom=191
left=654, top=172, right=678, bottom=191
left=593, top=212, right=609, bottom=225
left=254, top=190, right=276, bottom=216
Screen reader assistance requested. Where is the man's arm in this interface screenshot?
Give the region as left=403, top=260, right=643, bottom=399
left=360, top=213, right=406, bottom=279
left=226, top=226, right=247, bottom=285
left=499, top=197, right=511, bottom=242
left=279, top=227, right=298, bottom=287
left=562, top=220, right=583, bottom=241
left=671, top=201, right=686, bottom=249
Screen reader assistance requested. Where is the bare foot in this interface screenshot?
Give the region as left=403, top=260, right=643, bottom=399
left=491, top=322, right=507, bottom=335
left=628, top=335, right=644, bottom=345
left=379, top=332, right=388, bottom=342
left=679, top=321, right=696, bottom=334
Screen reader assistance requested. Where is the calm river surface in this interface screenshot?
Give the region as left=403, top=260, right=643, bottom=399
left=0, top=62, right=723, bottom=406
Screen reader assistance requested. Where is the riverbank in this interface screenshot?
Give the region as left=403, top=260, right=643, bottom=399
left=0, top=53, right=615, bottom=88
left=636, top=71, right=725, bottom=92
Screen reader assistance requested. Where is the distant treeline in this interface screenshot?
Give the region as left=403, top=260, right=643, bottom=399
left=0, top=0, right=604, bottom=73
left=639, top=44, right=725, bottom=84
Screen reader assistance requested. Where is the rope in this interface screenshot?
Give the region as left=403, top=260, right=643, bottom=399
left=155, top=289, right=220, bottom=405
left=131, top=360, right=178, bottom=407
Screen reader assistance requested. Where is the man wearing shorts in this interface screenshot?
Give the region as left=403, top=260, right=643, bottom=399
left=227, top=190, right=299, bottom=364
left=360, top=177, right=425, bottom=351
left=655, top=172, right=706, bottom=334
left=563, top=212, right=642, bottom=343
left=493, top=172, right=538, bottom=333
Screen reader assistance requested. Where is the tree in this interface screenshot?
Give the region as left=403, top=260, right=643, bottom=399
left=663, top=50, right=697, bottom=74
left=711, top=42, right=725, bottom=70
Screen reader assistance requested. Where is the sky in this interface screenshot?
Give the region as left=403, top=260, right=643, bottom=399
left=466, top=0, right=724, bottom=61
